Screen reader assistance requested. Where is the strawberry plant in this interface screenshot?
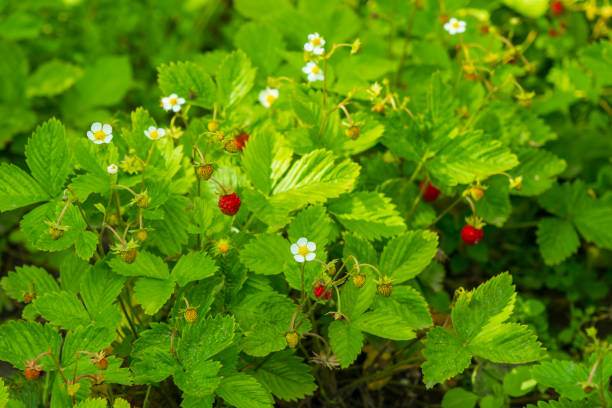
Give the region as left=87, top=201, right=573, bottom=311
left=0, top=0, right=611, bottom=407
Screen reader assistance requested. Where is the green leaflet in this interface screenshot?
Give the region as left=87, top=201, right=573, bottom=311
left=171, top=252, right=218, bottom=287
left=216, top=50, right=256, bottom=108
left=328, top=320, right=364, bottom=368
left=157, top=62, right=216, bottom=109
left=0, top=163, right=48, bottom=212
left=216, top=372, right=273, bottom=408
left=379, top=230, right=439, bottom=284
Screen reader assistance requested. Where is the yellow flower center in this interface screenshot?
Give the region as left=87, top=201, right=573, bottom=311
left=149, top=130, right=159, bottom=139
left=169, top=97, right=177, bottom=106
left=311, top=37, right=321, bottom=46
left=265, top=94, right=276, bottom=105
left=453, top=21, right=460, bottom=28
left=298, top=246, right=309, bottom=256
left=94, top=130, right=107, bottom=141
left=311, top=65, right=320, bottom=74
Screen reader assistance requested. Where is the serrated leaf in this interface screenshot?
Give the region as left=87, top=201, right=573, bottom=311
left=441, top=388, right=479, bottom=408
left=473, top=176, right=511, bottom=227
left=370, top=286, right=433, bottom=330
left=240, top=234, right=290, bottom=275
left=61, top=326, right=116, bottom=366
left=380, top=230, right=438, bottom=284
left=132, top=348, right=179, bottom=384
left=149, top=196, right=190, bottom=256
left=340, top=274, right=377, bottom=320
left=178, top=315, right=235, bottom=366
left=27, top=60, right=82, bottom=97
left=216, top=50, right=256, bottom=107
left=120, top=107, right=157, bottom=158
left=532, top=360, right=590, bottom=400
left=34, top=291, right=90, bottom=330
left=451, top=272, right=516, bottom=343
left=328, top=320, right=363, bottom=368
left=21, top=200, right=86, bottom=252
left=511, top=149, right=566, bottom=196
left=328, top=191, right=406, bottom=240
left=80, top=263, right=125, bottom=326
left=133, top=278, right=175, bottom=315
left=0, top=163, right=48, bottom=212
left=216, top=373, right=273, bottom=408
left=468, top=323, right=546, bottom=363
left=174, top=360, right=221, bottom=397
left=422, top=327, right=472, bottom=388
left=75, top=230, right=98, bottom=261
left=171, top=252, right=218, bottom=287
left=0, top=320, right=62, bottom=370
left=288, top=206, right=335, bottom=250
left=234, top=22, right=285, bottom=77
left=342, top=232, right=377, bottom=265
left=352, top=311, right=417, bottom=341
left=132, top=323, right=173, bottom=357
left=158, top=61, right=216, bottom=109
left=537, top=217, right=580, bottom=266
left=427, top=130, right=519, bottom=186
left=242, top=131, right=292, bottom=195
left=0, top=378, right=8, bottom=408
left=108, top=250, right=169, bottom=279
left=1, top=265, right=59, bottom=302
left=248, top=350, right=317, bottom=402
left=74, top=398, right=107, bottom=408
left=573, top=199, right=612, bottom=250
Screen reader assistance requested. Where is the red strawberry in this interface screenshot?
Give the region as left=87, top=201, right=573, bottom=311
left=218, top=193, right=241, bottom=216
left=25, top=367, right=40, bottom=380
left=234, top=132, right=249, bottom=151
left=419, top=181, right=441, bottom=202
left=461, top=225, right=483, bottom=245
left=314, top=285, right=331, bottom=300
left=551, top=1, right=564, bottom=15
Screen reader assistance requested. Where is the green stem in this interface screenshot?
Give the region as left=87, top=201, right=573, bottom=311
left=429, top=196, right=463, bottom=227
left=143, top=384, right=152, bottom=408
left=406, top=174, right=428, bottom=223
left=300, top=262, right=306, bottom=306
left=396, top=3, right=416, bottom=86
left=118, top=294, right=138, bottom=338
left=406, top=156, right=427, bottom=186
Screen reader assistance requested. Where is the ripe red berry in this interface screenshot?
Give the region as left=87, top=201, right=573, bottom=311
left=218, top=193, right=241, bottom=216
left=94, top=357, right=108, bottom=370
left=25, top=368, right=40, bottom=380
left=551, top=1, right=564, bottom=15
left=548, top=28, right=559, bottom=37
left=234, top=132, right=249, bottom=151
left=419, top=181, right=441, bottom=202
left=314, top=285, right=331, bottom=300
left=461, top=225, right=483, bottom=245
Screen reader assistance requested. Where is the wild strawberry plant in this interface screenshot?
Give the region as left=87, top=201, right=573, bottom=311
left=0, top=0, right=611, bottom=407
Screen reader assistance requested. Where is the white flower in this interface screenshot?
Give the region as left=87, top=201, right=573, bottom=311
left=87, top=122, right=113, bottom=144
left=444, top=18, right=466, bottom=35
left=144, top=126, right=166, bottom=141
left=258, top=87, right=279, bottom=108
left=161, top=93, right=186, bottom=112
left=304, top=32, right=326, bottom=55
left=107, top=164, right=118, bottom=174
left=290, top=237, right=316, bottom=263
left=302, top=62, right=324, bottom=82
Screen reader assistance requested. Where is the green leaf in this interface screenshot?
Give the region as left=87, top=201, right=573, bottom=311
left=80, top=263, right=124, bottom=327
left=473, top=176, right=511, bottom=227
left=157, top=61, right=216, bottom=109
left=270, top=149, right=361, bottom=214
left=150, top=196, right=191, bottom=256
left=216, top=373, right=274, bottom=408
left=573, top=199, right=612, bottom=250
left=342, top=232, right=378, bottom=266
left=369, top=286, right=433, bottom=330
left=174, top=360, right=221, bottom=397
left=328, top=191, right=406, bottom=240
left=511, top=149, right=566, bottom=196
left=1, top=265, right=59, bottom=302
left=288, top=206, right=335, bottom=250
left=503, top=366, right=537, bottom=397
left=108, top=250, right=170, bottom=279
left=234, top=22, right=285, bottom=77
left=532, top=360, right=590, bottom=400
left=21, top=200, right=86, bottom=252
left=340, top=274, right=377, bottom=320
left=216, top=50, right=257, bottom=108
left=537, top=217, right=580, bottom=266
left=120, top=107, right=157, bottom=158
left=242, top=130, right=292, bottom=195
left=451, top=272, right=516, bottom=343
left=33, top=291, right=90, bottom=330
left=248, top=350, right=316, bottom=402
left=0, top=378, right=8, bottom=408
left=27, top=60, right=82, bottom=97
left=132, top=348, right=179, bottom=384
left=352, top=311, right=417, bottom=341
left=74, top=398, right=107, bottom=408
left=178, top=315, right=235, bottom=366
left=379, top=230, right=438, bottom=284
left=427, top=130, right=519, bottom=186
left=75, top=230, right=98, bottom=261
left=61, top=326, right=115, bottom=366
left=0, top=163, right=48, bottom=212
left=171, top=252, right=218, bottom=287
left=526, top=399, right=594, bottom=408
left=133, top=278, right=175, bottom=315
left=422, top=327, right=472, bottom=388
left=234, top=0, right=291, bottom=18
left=0, top=320, right=62, bottom=370
left=441, top=388, right=479, bottom=408
left=328, top=320, right=363, bottom=368
left=239, top=234, right=289, bottom=275
left=468, top=323, right=546, bottom=364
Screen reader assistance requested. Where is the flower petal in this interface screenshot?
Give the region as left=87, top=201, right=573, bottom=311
left=297, top=237, right=308, bottom=246
left=87, top=131, right=94, bottom=141
left=177, top=97, right=185, bottom=104
left=307, top=241, right=316, bottom=251
left=172, top=104, right=181, bottom=112
left=304, top=43, right=314, bottom=52
left=103, top=124, right=112, bottom=134
left=313, top=47, right=324, bottom=55
left=270, top=89, right=279, bottom=98
left=294, top=255, right=305, bottom=263
left=158, top=128, right=166, bottom=137
left=169, top=93, right=177, bottom=98
left=290, top=244, right=299, bottom=254
left=305, top=252, right=315, bottom=261
left=104, top=135, right=113, bottom=143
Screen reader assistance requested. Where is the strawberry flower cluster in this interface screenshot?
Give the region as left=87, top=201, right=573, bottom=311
left=290, top=237, right=316, bottom=263
left=302, top=32, right=326, bottom=83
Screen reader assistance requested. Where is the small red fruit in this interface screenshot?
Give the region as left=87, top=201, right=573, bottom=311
left=94, top=357, right=108, bottom=370
left=314, top=285, right=331, bottom=300
left=551, top=1, right=564, bottom=15
left=548, top=28, right=559, bottom=37
left=25, top=368, right=41, bottom=380
left=461, top=225, right=483, bottom=245
left=234, top=132, right=249, bottom=151
left=419, top=181, right=441, bottom=202
left=218, top=193, right=241, bottom=216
